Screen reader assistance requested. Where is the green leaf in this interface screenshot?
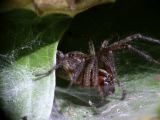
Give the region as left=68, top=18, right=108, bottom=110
left=0, top=9, right=71, bottom=120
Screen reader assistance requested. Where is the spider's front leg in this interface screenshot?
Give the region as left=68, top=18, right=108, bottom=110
left=108, top=51, right=127, bottom=100
left=35, top=50, right=65, bottom=78
left=35, top=50, right=85, bottom=81
left=100, top=51, right=127, bottom=100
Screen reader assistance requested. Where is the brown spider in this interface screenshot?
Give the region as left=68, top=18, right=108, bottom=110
left=36, top=33, right=160, bottom=100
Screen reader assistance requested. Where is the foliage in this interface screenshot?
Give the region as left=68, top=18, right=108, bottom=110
left=0, top=9, right=71, bottom=120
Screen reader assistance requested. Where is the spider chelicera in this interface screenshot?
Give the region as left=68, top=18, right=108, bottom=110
left=36, top=33, right=160, bottom=100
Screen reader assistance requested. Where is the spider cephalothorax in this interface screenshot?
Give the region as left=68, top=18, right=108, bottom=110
left=36, top=33, right=160, bottom=100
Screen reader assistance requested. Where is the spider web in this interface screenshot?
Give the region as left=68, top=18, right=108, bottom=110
left=0, top=51, right=34, bottom=119
left=55, top=65, right=160, bottom=120
left=0, top=38, right=56, bottom=120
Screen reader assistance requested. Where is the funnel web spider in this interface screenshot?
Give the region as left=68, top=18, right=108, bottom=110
left=36, top=33, right=160, bottom=100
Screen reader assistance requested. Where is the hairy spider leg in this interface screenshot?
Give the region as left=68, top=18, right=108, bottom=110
left=35, top=50, right=65, bottom=77
left=68, top=61, right=86, bottom=87
left=110, top=34, right=160, bottom=48
left=99, top=41, right=117, bottom=94
left=100, top=40, right=117, bottom=79
left=35, top=63, right=63, bottom=78
left=127, top=45, right=160, bottom=64
left=100, top=41, right=127, bottom=99
left=99, top=54, right=125, bottom=99
left=88, top=40, right=99, bottom=87
left=35, top=51, right=84, bottom=79
left=89, top=40, right=117, bottom=98
left=109, top=34, right=160, bottom=64
left=61, top=52, right=89, bottom=88
left=91, top=58, right=98, bottom=87
left=89, top=40, right=96, bottom=55
left=107, top=51, right=127, bottom=100
left=83, top=58, right=95, bottom=86
left=83, top=41, right=96, bottom=87
left=109, top=44, right=160, bottom=64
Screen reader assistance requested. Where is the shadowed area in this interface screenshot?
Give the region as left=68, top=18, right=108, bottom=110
left=56, top=0, right=160, bottom=119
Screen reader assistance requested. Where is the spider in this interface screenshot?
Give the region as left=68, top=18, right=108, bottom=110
left=36, top=33, right=160, bottom=100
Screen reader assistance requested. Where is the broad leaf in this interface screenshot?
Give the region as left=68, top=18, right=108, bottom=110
left=0, top=9, right=71, bottom=120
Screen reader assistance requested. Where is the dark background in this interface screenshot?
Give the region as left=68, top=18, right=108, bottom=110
left=59, top=0, right=160, bottom=52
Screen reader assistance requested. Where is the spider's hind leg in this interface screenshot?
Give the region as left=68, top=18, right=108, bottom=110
left=127, top=45, right=160, bottom=64
left=110, top=34, right=160, bottom=48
